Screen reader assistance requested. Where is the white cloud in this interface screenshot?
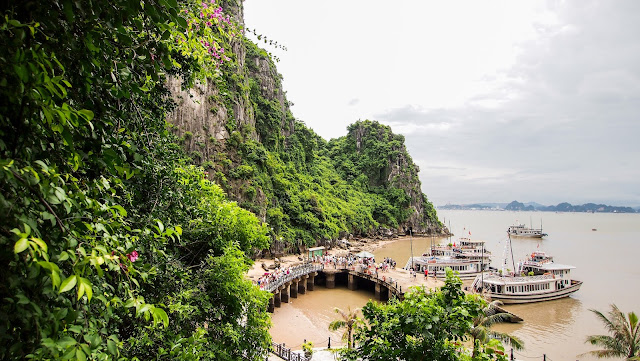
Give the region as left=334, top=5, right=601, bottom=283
left=244, top=0, right=640, bottom=206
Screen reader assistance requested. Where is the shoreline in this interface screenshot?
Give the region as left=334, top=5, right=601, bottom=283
left=247, top=235, right=408, bottom=280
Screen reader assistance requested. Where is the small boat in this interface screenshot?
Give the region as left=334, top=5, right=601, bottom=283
left=472, top=250, right=582, bottom=304
left=507, top=223, right=547, bottom=238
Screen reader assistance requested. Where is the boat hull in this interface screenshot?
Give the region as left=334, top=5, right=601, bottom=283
left=508, top=233, right=545, bottom=238
left=486, top=280, right=583, bottom=304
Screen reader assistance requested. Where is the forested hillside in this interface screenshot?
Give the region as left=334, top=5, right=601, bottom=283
left=167, top=6, right=443, bottom=255
left=0, top=0, right=442, bottom=359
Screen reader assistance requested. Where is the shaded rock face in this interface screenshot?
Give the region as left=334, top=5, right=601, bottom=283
left=165, top=1, right=445, bottom=240
left=165, top=0, right=289, bottom=151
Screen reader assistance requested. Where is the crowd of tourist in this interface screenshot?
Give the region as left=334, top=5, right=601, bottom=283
left=256, top=266, right=292, bottom=290
left=311, top=254, right=397, bottom=273
left=255, top=252, right=400, bottom=290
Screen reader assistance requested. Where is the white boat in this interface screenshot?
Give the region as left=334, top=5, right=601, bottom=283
left=406, top=236, right=493, bottom=279
left=507, top=224, right=547, bottom=238
left=406, top=256, right=486, bottom=279
left=471, top=250, right=582, bottom=304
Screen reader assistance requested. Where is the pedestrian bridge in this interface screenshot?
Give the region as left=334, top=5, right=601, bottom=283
left=263, top=263, right=405, bottom=312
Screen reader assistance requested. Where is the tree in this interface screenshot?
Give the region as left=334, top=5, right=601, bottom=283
left=0, top=0, right=271, bottom=359
left=469, top=300, right=524, bottom=356
left=328, top=307, right=362, bottom=349
left=584, top=304, right=640, bottom=360
left=341, top=269, right=502, bottom=361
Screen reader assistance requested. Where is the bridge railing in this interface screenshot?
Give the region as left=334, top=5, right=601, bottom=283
left=348, top=269, right=403, bottom=299
left=271, top=342, right=308, bottom=361
left=263, top=263, right=323, bottom=293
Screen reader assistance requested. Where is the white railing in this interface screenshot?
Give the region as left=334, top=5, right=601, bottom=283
left=483, top=273, right=553, bottom=283
left=263, top=263, right=323, bottom=293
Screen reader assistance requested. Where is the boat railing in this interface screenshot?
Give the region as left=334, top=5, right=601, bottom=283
left=523, top=260, right=551, bottom=267
left=484, top=273, right=553, bottom=283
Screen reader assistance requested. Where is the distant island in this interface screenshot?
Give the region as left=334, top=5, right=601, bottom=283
left=439, top=200, right=637, bottom=213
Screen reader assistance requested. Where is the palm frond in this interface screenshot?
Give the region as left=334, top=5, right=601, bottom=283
left=487, top=330, right=524, bottom=350
left=329, top=320, right=346, bottom=331
left=585, top=303, right=640, bottom=359
left=482, top=312, right=514, bottom=327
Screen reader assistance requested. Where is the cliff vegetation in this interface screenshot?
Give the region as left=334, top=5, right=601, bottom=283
left=0, top=0, right=442, bottom=359
left=168, top=14, right=443, bottom=255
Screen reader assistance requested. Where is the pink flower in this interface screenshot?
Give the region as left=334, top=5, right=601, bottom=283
left=127, top=251, right=139, bottom=262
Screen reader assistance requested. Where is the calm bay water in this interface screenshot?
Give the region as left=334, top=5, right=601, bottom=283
left=270, top=210, right=640, bottom=360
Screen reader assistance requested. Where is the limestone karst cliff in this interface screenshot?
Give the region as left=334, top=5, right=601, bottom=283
left=166, top=1, right=445, bottom=251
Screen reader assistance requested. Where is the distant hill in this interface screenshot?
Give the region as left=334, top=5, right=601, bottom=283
left=538, top=202, right=636, bottom=213
left=505, top=200, right=535, bottom=211
left=439, top=200, right=637, bottom=213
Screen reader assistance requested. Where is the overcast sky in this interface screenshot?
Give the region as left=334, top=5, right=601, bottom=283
left=243, top=1, right=640, bottom=207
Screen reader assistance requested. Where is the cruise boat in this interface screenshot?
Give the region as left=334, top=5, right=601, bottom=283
left=427, top=237, right=492, bottom=264
left=471, top=251, right=582, bottom=304
left=507, top=224, right=547, bottom=238
left=405, top=236, right=493, bottom=279
left=406, top=256, right=486, bottom=279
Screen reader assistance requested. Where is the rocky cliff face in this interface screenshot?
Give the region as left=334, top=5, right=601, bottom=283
left=165, top=0, right=293, bottom=215
left=166, top=1, right=445, bottom=243
left=334, top=120, right=442, bottom=235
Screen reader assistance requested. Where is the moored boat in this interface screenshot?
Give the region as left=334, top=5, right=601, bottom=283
left=406, top=256, right=486, bottom=279
left=406, top=236, right=493, bottom=279
left=471, top=250, right=582, bottom=304
left=507, top=223, right=547, bottom=238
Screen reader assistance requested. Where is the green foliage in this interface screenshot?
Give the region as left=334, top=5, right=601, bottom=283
left=302, top=340, right=314, bottom=357
left=328, top=307, right=362, bottom=349
left=327, top=120, right=440, bottom=229
left=469, top=301, right=524, bottom=356
left=0, top=1, right=271, bottom=360
left=341, top=269, right=502, bottom=361
left=584, top=304, right=640, bottom=359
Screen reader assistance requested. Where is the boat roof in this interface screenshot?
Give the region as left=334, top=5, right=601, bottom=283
left=527, top=262, right=575, bottom=270
left=460, top=239, right=486, bottom=244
